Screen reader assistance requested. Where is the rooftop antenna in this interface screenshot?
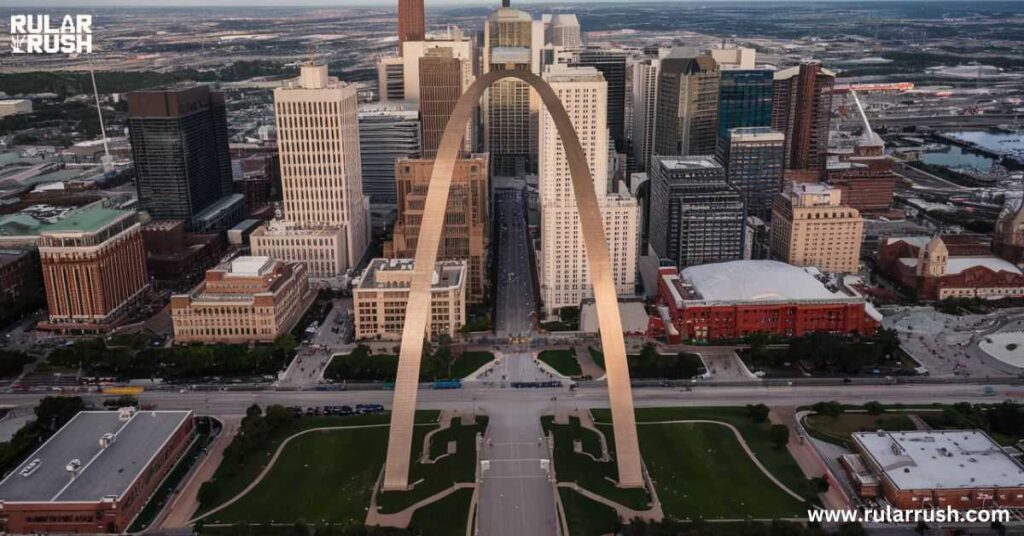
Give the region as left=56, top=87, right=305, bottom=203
left=86, top=54, right=112, bottom=172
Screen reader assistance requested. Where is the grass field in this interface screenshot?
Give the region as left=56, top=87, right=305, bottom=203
left=409, top=488, right=474, bottom=536
left=592, top=407, right=819, bottom=511
left=377, top=416, right=488, bottom=514
left=803, top=412, right=918, bottom=448
left=559, top=488, right=620, bottom=536
left=588, top=347, right=606, bottom=369
left=197, top=412, right=439, bottom=518
left=449, top=351, right=495, bottom=378
left=541, top=416, right=650, bottom=510
left=538, top=349, right=582, bottom=376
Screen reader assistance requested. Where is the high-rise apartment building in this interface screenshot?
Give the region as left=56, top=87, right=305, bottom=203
left=770, top=181, right=863, bottom=273
left=252, top=64, right=369, bottom=281
left=574, top=48, right=630, bottom=153
left=127, top=86, right=244, bottom=231
left=386, top=155, right=490, bottom=303
left=36, top=204, right=149, bottom=332
left=354, top=258, right=466, bottom=341
left=538, top=66, right=638, bottom=315
left=397, top=0, right=425, bottom=51
left=358, top=101, right=422, bottom=206
left=648, top=156, right=745, bottom=267
left=630, top=53, right=663, bottom=171
left=772, top=62, right=835, bottom=174
left=483, top=6, right=542, bottom=176
left=716, top=68, right=774, bottom=159
left=418, top=46, right=474, bottom=159
left=720, top=126, right=785, bottom=222
left=653, top=50, right=719, bottom=159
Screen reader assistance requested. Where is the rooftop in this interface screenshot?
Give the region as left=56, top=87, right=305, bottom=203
left=854, top=430, right=1024, bottom=490
left=41, top=206, right=129, bottom=235
left=675, top=260, right=854, bottom=304
left=898, top=256, right=1022, bottom=276
left=0, top=410, right=191, bottom=503
left=356, top=258, right=465, bottom=291
left=229, top=256, right=273, bottom=276
left=656, top=155, right=721, bottom=171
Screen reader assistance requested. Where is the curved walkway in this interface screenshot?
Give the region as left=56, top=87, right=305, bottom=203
left=190, top=423, right=404, bottom=525
left=157, top=416, right=238, bottom=529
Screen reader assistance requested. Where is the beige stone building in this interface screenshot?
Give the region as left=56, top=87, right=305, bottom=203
left=252, top=63, right=369, bottom=280
left=354, top=258, right=466, bottom=341
left=386, top=155, right=489, bottom=303
left=250, top=221, right=346, bottom=280
left=36, top=204, right=149, bottom=333
left=770, top=182, right=864, bottom=273
left=171, top=256, right=315, bottom=343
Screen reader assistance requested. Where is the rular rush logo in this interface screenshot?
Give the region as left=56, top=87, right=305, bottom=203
left=10, top=15, right=93, bottom=54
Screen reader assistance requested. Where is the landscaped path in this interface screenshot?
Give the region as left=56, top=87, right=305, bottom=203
left=157, top=416, right=239, bottom=529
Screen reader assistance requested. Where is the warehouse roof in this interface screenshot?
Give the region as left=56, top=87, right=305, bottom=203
left=0, top=410, right=191, bottom=503
left=678, top=260, right=849, bottom=303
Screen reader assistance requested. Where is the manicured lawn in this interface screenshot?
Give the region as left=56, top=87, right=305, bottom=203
left=449, top=351, right=495, bottom=378
left=586, top=347, right=705, bottom=379
left=325, top=348, right=495, bottom=381
left=619, top=421, right=807, bottom=519
left=592, top=407, right=819, bottom=509
left=803, top=412, right=917, bottom=448
left=197, top=412, right=439, bottom=517
left=208, top=426, right=388, bottom=524
left=560, top=488, right=620, bottom=536
left=588, top=347, right=606, bottom=369
left=538, top=349, right=582, bottom=376
left=541, top=416, right=650, bottom=510
left=409, top=488, right=474, bottom=536
left=376, top=416, right=488, bottom=514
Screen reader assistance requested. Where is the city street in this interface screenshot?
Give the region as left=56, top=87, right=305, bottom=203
left=494, top=188, right=537, bottom=338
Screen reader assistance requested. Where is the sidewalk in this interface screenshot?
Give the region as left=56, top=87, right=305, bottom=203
left=158, top=416, right=240, bottom=529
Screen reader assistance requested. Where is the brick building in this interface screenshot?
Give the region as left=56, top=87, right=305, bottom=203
left=171, top=256, right=315, bottom=343
left=354, top=258, right=466, bottom=341
left=849, top=430, right=1024, bottom=510
left=770, top=181, right=864, bottom=274
left=0, top=248, right=40, bottom=305
left=0, top=409, right=194, bottom=534
left=655, top=260, right=879, bottom=343
left=142, top=220, right=224, bottom=286
left=876, top=235, right=1024, bottom=300
left=825, top=134, right=897, bottom=215
left=36, top=204, right=149, bottom=333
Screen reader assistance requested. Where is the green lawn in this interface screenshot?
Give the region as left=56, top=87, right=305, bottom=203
left=376, top=416, right=488, bottom=514
left=588, top=347, right=606, bottom=370
left=538, top=349, right=582, bottom=376
left=197, top=412, right=439, bottom=517
left=621, top=421, right=807, bottom=519
left=559, top=488, right=620, bottom=536
left=541, top=416, right=650, bottom=510
left=325, top=349, right=495, bottom=381
left=409, top=488, right=474, bottom=536
left=448, top=351, right=495, bottom=378
left=803, top=412, right=918, bottom=449
left=586, top=347, right=705, bottom=379
left=592, top=407, right=819, bottom=512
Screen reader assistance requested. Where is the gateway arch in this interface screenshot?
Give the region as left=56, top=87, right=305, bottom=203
left=382, top=69, right=643, bottom=491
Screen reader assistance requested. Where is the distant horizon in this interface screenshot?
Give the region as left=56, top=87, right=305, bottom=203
left=2, top=0, right=1020, bottom=8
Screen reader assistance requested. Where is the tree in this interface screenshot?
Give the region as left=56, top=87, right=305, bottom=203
left=770, top=424, right=790, bottom=449
left=864, top=401, right=885, bottom=416
left=811, top=401, right=844, bottom=419
left=810, top=476, right=829, bottom=493
left=746, top=404, right=771, bottom=424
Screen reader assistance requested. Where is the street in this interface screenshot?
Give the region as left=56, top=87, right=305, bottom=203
left=494, top=188, right=537, bottom=338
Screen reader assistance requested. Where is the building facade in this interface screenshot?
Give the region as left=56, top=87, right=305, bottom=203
left=386, top=155, right=490, bottom=303
left=630, top=54, right=662, bottom=172
left=770, top=182, right=863, bottom=273
left=720, top=126, right=785, bottom=222
left=36, top=205, right=149, bottom=333
left=825, top=135, right=897, bottom=214
left=648, top=156, right=745, bottom=268
left=656, top=261, right=879, bottom=342
left=142, top=220, right=224, bottom=286
left=397, top=0, right=425, bottom=50
left=250, top=221, right=347, bottom=280
left=715, top=68, right=774, bottom=158
left=653, top=51, right=719, bottom=158
left=358, top=101, right=422, bottom=206
left=574, top=48, right=629, bottom=153
left=538, top=66, right=638, bottom=314
left=171, top=256, right=314, bottom=343
left=354, top=258, right=466, bottom=340
left=772, top=62, right=835, bottom=174
left=377, top=56, right=405, bottom=102
left=418, top=46, right=474, bottom=159
left=127, top=86, right=240, bottom=231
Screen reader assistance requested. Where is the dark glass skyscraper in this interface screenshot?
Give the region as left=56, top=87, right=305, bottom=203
left=574, top=48, right=629, bottom=153
left=716, top=69, right=774, bottom=159
left=720, top=126, right=785, bottom=223
left=127, top=86, right=239, bottom=231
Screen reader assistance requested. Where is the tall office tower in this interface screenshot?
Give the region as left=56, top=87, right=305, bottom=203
left=401, top=29, right=474, bottom=103
left=377, top=56, right=405, bottom=102
left=545, top=14, right=582, bottom=49
left=653, top=50, right=719, bottom=160
left=358, top=101, right=422, bottom=206
left=720, top=126, right=785, bottom=222
left=710, top=46, right=756, bottom=70
left=252, top=64, right=369, bottom=280
left=36, top=204, right=149, bottom=332
left=574, top=48, right=630, bottom=153
left=414, top=43, right=475, bottom=158
left=387, top=155, right=489, bottom=303
left=127, top=86, right=245, bottom=231
left=772, top=62, right=835, bottom=174
left=630, top=54, right=662, bottom=171
left=483, top=6, right=542, bottom=176
left=716, top=68, right=774, bottom=160
left=770, top=181, right=863, bottom=273
left=648, top=156, right=745, bottom=268
left=538, top=66, right=638, bottom=315
left=397, top=0, right=425, bottom=52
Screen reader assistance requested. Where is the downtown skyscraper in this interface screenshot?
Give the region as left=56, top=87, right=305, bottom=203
left=397, top=0, right=425, bottom=52
left=772, top=62, right=836, bottom=175
left=653, top=50, right=719, bottom=160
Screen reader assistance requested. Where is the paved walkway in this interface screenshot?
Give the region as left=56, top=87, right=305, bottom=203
left=158, top=416, right=240, bottom=529
left=573, top=345, right=605, bottom=379
left=769, top=407, right=849, bottom=510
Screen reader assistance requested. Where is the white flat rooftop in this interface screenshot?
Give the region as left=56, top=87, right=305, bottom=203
left=898, top=256, right=1022, bottom=276
left=854, top=430, right=1024, bottom=491
left=680, top=260, right=846, bottom=303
